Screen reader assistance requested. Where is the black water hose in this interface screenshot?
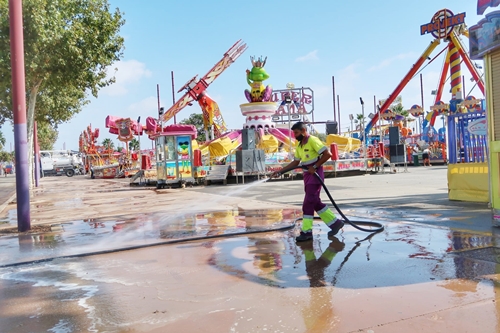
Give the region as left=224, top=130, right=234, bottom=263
left=1, top=172, right=382, bottom=269
left=294, top=169, right=384, bottom=234
left=0, top=223, right=296, bottom=269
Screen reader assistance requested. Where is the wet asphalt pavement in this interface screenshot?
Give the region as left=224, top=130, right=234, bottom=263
left=0, top=166, right=499, bottom=332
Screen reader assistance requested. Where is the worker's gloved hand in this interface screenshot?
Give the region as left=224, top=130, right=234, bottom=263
left=270, top=170, right=282, bottom=178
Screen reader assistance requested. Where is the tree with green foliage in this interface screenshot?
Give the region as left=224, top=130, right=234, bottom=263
left=390, top=103, right=404, bottom=116
left=102, top=138, right=114, bottom=150
left=128, top=138, right=139, bottom=151
left=0, top=150, right=10, bottom=162
left=316, top=133, right=327, bottom=143
left=355, top=113, right=366, bottom=131
left=0, top=129, right=5, bottom=151
left=180, top=113, right=206, bottom=142
left=37, top=122, right=58, bottom=150
left=0, top=0, right=125, bottom=187
left=390, top=103, right=412, bottom=126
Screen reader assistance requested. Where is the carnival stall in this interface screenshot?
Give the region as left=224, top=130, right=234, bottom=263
left=150, top=123, right=198, bottom=188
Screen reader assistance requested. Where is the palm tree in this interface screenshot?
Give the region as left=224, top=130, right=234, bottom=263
left=355, top=114, right=366, bottom=132
left=390, top=103, right=408, bottom=126
left=102, top=138, right=114, bottom=151
left=128, top=138, right=139, bottom=151
left=390, top=103, right=404, bottom=116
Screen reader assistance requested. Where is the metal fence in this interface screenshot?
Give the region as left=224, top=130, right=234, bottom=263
left=448, top=112, right=487, bottom=164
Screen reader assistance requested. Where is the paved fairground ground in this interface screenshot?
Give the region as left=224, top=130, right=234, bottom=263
left=1, top=166, right=500, bottom=332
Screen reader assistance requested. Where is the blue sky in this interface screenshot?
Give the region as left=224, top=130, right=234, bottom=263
left=0, top=0, right=490, bottom=150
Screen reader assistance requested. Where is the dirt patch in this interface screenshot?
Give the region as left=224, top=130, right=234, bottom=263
left=0, top=224, right=52, bottom=235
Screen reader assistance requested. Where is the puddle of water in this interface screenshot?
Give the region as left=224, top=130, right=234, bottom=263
left=0, top=208, right=301, bottom=267
left=1, top=212, right=500, bottom=332
left=0, top=209, right=17, bottom=225
left=208, top=223, right=500, bottom=290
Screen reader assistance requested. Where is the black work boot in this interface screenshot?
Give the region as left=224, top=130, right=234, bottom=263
left=327, top=220, right=344, bottom=238
left=295, top=231, right=313, bottom=242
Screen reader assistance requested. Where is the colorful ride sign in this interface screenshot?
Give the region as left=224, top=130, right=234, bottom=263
left=420, top=9, right=466, bottom=39
left=469, top=10, right=500, bottom=59
left=478, top=0, right=500, bottom=15
left=115, top=118, right=134, bottom=142
left=467, top=118, right=487, bottom=136
left=272, top=88, right=314, bottom=116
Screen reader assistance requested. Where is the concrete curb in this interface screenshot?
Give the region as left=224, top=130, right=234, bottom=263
left=0, top=190, right=16, bottom=216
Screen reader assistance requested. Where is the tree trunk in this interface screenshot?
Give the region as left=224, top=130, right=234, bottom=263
left=26, top=81, right=42, bottom=190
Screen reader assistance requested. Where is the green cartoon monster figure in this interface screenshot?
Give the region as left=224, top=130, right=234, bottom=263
left=245, top=56, right=273, bottom=103
left=178, top=140, right=191, bottom=175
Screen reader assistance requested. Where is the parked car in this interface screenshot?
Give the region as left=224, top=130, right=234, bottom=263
left=5, top=164, right=13, bottom=174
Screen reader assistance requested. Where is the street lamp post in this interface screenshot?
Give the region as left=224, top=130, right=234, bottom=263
left=377, top=105, right=383, bottom=144
left=349, top=114, right=354, bottom=138
left=360, top=97, right=365, bottom=141
left=360, top=97, right=367, bottom=163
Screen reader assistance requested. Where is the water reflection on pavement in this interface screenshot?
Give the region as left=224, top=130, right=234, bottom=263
left=2, top=209, right=500, bottom=332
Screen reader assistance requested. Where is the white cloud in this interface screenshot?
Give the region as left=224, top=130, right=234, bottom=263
left=295, top=50, right=319, bottom=62
left=310, top=84, right=330, bottom=98
left=335, top=62, right=361, bottom=94
left=102, top=60, right=152, bottom=96
left=368, top=52, right=418, bottom=72
left=204, top=93, right=223, bottom=103
left=128, top=96, right=158, bottom=115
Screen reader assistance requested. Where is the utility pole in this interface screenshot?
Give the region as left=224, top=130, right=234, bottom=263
left=9, top=0, right=30, bottom=231
left=171, top=71, right=176, bottom=124
left=332, top=76, right=336, bottom=122
left=420, top=73, right=425, bottom=135
left=360, top=97, right=366, bottom=139
left=360, top=97, right=367, bottom=165
left=337, top=95, right=341, bottom=135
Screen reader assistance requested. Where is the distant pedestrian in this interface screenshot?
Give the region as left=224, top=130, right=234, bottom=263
left=423, top=147, right=432, bottom=167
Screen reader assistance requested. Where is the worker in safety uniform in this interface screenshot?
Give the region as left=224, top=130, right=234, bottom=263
left=271, top=122, right=344, bottom=242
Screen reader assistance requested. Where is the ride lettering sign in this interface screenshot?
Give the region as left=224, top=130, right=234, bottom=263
left=335, top=160, right=366, bottom=171
left=323, top=164, right=334, bottom=172
left=420, top=10, right=466, bottom=39
left=467, top=118, right=487, bottom=136
left=272, top=88, right=314, bottom=116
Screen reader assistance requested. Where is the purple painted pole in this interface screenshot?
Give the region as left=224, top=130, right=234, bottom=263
left=9, top=0, right=31, bottom=231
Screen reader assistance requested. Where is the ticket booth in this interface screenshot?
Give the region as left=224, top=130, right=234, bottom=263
left=154, top=124, right=197, bottom=189
left=469, top=8, right=500, bottom=221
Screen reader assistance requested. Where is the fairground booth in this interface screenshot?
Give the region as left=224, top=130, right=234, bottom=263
left=148, top=121, right=198, bottom=189
left=470, top=2, right=500, bottom=224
